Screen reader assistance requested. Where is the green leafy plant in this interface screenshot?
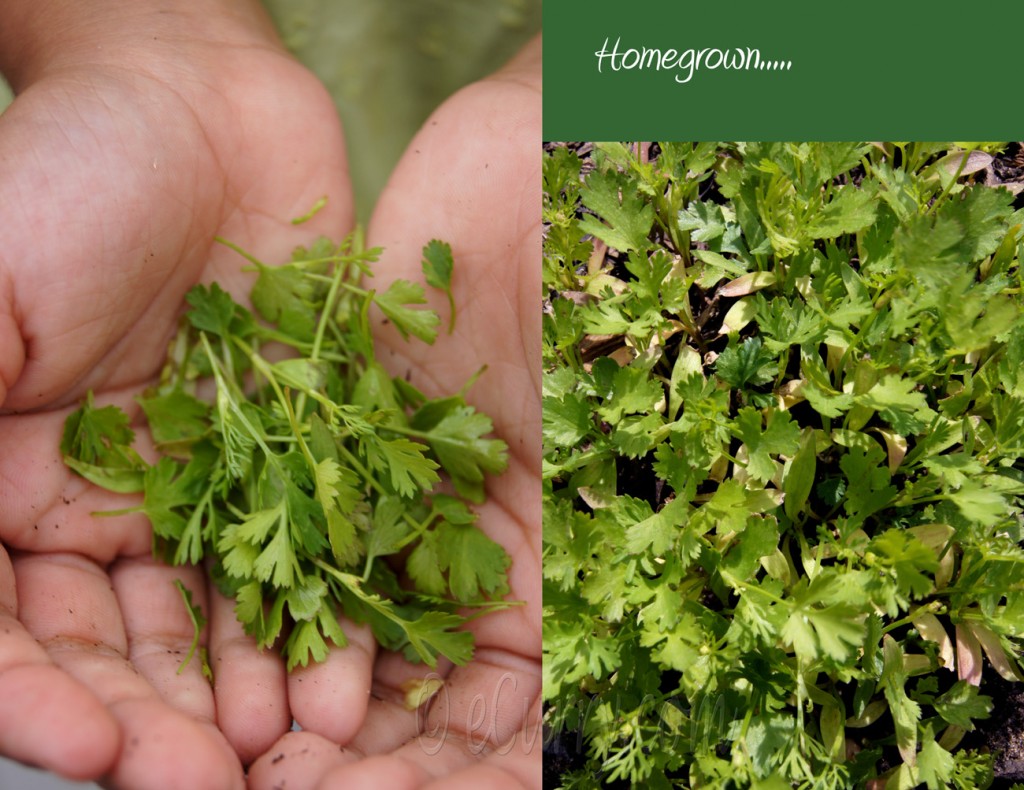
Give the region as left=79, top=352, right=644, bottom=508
left=543, top=142, right=1024, bottom=788
left=63, top=232, right=512, bottom=670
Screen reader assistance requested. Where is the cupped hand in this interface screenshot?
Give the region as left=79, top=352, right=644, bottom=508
left=245, top=35, right=542, bottom=790
left=0, top=2, right=353, bottom=787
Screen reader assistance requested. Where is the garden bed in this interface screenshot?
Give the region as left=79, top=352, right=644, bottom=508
left=542, top=142, right=1024, bottom=788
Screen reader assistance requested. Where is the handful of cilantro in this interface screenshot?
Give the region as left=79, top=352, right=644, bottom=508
left=61, top=233, right=511, bottom=670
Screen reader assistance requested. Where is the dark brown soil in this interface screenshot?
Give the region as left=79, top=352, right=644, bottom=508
left=965, top=671, right=1024, bottom=786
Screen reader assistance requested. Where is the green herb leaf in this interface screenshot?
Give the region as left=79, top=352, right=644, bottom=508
left=733, top=407, right=801, bottom=483
left=715, top=337, right=778, bottom=389
left=373, top=279, right=441, bottom=343
left=421, top=239, right=456, bottom=333
left=578, top=169, right=654, bottom=253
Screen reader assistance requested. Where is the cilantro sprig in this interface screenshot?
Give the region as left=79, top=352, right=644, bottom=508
left=63, top=233, right=510, bottom=670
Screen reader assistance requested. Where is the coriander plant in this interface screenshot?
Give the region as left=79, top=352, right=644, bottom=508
left=543, top=142, right=1024, bottom=788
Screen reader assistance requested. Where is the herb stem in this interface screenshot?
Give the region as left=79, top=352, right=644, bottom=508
left=199, top=333, right=276, bottom=461
left=298, top=239, right=349, bottom=419
left=213, top=236, right=267, bottom=268
left=927, top=148, right=971, bottom=216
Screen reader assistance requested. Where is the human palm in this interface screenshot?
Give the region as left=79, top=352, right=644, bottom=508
left=0, top=8, right=351, bottom=789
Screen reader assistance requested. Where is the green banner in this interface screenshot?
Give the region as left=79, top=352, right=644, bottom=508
left=543, top=0, right=1024, bottom=140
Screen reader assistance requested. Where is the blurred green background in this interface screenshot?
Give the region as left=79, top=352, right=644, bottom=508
left=263, top=0, right=540, bottom=218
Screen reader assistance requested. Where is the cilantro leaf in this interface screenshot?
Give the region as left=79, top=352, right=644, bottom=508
left=61, top=391, right=135, bottom=464
left=732, top=407, right=801, bottom=483
left=677, top=201, right=727, bottom=243
left=143, top=452, right=215, bottom=555
left=417, top=404, right=509, bottom=503
left=542, top=392, right=593, bottom=448
left=625, top=497, right=689, bottom=556
left=314, top=458, right=363, bottom=566
left=61, top=392, right=146, bottom=492
left=578, top=168, right=654, bottom=252
left=933, top=681, right=993, bottom=730
left=284, top=619, right=332, bottom=668
left=754, top=294, right=825, bottom=353
left=364, top=436, right=440, bottom=498
left=373, top=279, right=441, bottom=343
left=421, top=239, right=456, bottom=332
left=252, top=514, right=301, bottom=589
left=937, top=184, right=1015, bottom=263
left=408, top=520, right=510, bottom=602
left=186, top=282, right=254, bottom=339
left=402, top=611, right=475, bottom=666
left=138, top=390, right=210, bottom=450
left=173, top=580, right=210, bottom=679
left=881, top=635, right=921, bottom=766
left=782, top=577, right=866, bottom=662
left=715, top=337, right=778, bottom=389
left=918, top=735, right=955, bottom=790
left=251, top=262, right=319, bottom=341
left=839, top=444, right=897, bottom=527
left=721, top=514, right=779, bottom=581
left=868, top=529, right=938, bottom=600
left=855, top=374, right=935, bottom=433
left=921, top=452, right=983, bottom=490
left=806, top=183, right=878, bottom=239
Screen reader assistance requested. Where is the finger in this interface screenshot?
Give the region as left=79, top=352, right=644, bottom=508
left=252, top=739, right=444, bottom=790
left=315, top=696, right=539, bottom=790
left=0, top=72, right=222, bottom=412
left=421, top=696, right=542, bottom=790
left=251, top=721, right=538, bottom=790
left=336, top=738, right=541, bottom=790
left=362, top=24, right=543, bottom=668
left=421, top=746, right=540, bottom=790
left=0, top=48, right=355, bottom=412
left=313, top=753, right=435, bottom=790
left=108, top=558, right=214, bottom=721
left=207, top=582, right=290, bottom=765
left=350, top=648, right=539, bottom=758
left=246, top=730, right=359, bottom=790
left=288, top=615, right=378, bottom=745
left=339, top=649, right=453, bottom=756
left=14, top=551, right=244, bottom=790
left=200, top=54, right=356, bottom=300
left=421, top=650, right=541, bottom=755
left=0, top=545, right=119, bottom=780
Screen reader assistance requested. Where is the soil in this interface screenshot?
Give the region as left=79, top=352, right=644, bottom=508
left=542, top=725, right=586, bottom=787
left=964, top=671, right=1024, bottom=787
